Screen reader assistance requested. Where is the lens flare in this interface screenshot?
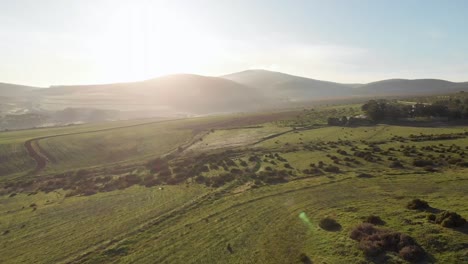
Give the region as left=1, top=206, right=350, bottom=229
left=299, top=211, right=314, bottom=230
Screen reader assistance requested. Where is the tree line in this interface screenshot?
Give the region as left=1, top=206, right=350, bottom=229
left=361, top=98, right=468, bottom=122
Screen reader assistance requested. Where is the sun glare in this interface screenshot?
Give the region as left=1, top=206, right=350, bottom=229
left=90, top=2, right=223, bottom=83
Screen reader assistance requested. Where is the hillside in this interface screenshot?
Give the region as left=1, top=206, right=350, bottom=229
left=0, top=82, right=39, bottom=97
left=222, top=69, right=353, bottom=100
left=34, top=74, right=266, bottom=114
left=355, top=79, right=468, bottom=96
left=1, top=71, right=468, bottom=126
left=222, top=70, right=468, bottom=99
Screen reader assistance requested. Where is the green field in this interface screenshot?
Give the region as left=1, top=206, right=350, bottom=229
left=0, top=105, right=467, bottom=263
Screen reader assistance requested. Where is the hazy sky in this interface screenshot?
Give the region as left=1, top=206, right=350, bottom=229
left=1, top=0, right=468, bottom=87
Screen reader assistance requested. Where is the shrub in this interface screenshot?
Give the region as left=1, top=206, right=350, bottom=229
left=406, top=199, right=429, bottom=210
left=364, top=215, right=385, bottom=225
left=434, top=211, right=466, bottom=228
left=324, top=165, right=340, bottom=173
left=350, top=223, right=425, bottom=262
left=399, top=245, right=425, bottom=262
left=412, top=159, right=434, bottom=167
left=319, top=217, right=341, bottom=231
left=390, top=160, right=404, bottom=168
left=230, top=168, right=243, bottom=174
left=194, top=175, right=206, bottom=184
left=299, top=253, right=312, bottom=264
left=424, top=166, right=437, bottom=172
left=142, top=176, right=160, bottom=187
left=357, top=173, right=374, bottom=178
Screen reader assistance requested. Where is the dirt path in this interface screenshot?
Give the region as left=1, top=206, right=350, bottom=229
left=23, top=118, right=192, bottom=173
left=24, top=139, right=48, bottom=173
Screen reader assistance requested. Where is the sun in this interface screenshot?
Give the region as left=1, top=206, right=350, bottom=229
left=90, top=2, right=222, bottom=83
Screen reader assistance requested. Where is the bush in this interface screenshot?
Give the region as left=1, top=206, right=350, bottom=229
left=299, top=253, right=312, bottom=264
left=412, top=159, right=434, bottom=167
left=406, top=199, right=429, bottom=210
left=399, top=245, right=425, bottom=262
left=389, top=160, right=404, bottom=168
left=194, top=175, right=206, bottom=184
left=324, top=165, right=340, bottom=173
left=434, top=211, right=466, bottom=228
left=350, top=223, right=425, bottom=262
left=319, top=217, right=341, bottom=231
left=357, top=173, right=374, bottom=178
left=364, top=215, right=385, bottom=225
left=427, top=213, right=436, bottom=222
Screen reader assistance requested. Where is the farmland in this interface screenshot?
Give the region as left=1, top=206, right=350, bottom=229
left=0, top=103, right=467, bottom=263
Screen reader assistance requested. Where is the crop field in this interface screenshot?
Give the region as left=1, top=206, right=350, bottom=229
left=0, top=103, right=467, bottom=264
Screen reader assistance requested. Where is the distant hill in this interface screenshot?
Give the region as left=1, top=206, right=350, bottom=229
left=1, top=71, right=468, bottom=119
left=222, top=70, right=468, bottom=98
left=354, top=79, right=468, bottom=96
left=222, top=69, right=353, bottom=100
left=0, top=82, right=39, bottom=97
left=34, top=74, right=265, bottom=114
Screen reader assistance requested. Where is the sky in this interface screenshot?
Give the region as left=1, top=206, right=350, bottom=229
left=1, top=0, right=468, bottom=87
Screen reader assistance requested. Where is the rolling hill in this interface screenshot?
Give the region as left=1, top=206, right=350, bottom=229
left=34, top=74, right=266, bottom=114
left=1, top=70, right=468, bottom=122
left=222, top=70, right=468, bottom=99
left=354, top=78, right=468, bottom=96
left=222, top=69, right=354, bottom=100
left=0, top=82, right=40, bottom=97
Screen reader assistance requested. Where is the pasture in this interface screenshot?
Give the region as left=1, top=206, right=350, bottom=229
left=0, top=104, right=467, bottom=263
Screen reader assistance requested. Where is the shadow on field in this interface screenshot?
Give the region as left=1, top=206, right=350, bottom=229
left=366, top=253, right=436, bottom=264
left=453, top=224, right=468, bottom=235
left=426, top=207, right=442, bottom=214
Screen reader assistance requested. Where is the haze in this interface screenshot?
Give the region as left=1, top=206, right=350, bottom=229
left=1, top=0, right=468, bottom=87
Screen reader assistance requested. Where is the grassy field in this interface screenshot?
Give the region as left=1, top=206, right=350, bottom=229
left=78, top=171, right=467, bottom=264
left=0, top=118, right=166, bottom=177
left=37, top=120, right=193, bottom=173
left=0, top=185, right=208, bottom=263
left=0, top=105, right=467, bottom=263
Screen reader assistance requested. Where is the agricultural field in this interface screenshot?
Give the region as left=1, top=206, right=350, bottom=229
left=0, top=103, right=467, bottom=264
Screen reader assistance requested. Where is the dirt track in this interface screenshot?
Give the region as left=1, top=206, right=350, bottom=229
left=24, top=139, right=48, bottom=172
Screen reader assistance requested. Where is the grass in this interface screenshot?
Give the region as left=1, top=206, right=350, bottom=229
left=188, top=124, right=289, bottom=151
left=77, top=171, right=467, bottom=264
left=0, top=104, right=467, bottom=263
left=38, top=120, right=193, bottom=173
left=0, top=185, right=208, bottom=263
left=0, top=118, right=165, bottom=177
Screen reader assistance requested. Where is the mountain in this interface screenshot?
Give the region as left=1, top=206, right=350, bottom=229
left=221, top=69, right=354, bottom=100
left=354, top=79, right=468, bottom=96
left=222, top=70, right=468, bottom=99
left=34, top=74, right=265, bottom=114
left=2, top=71, right=468, bottom=120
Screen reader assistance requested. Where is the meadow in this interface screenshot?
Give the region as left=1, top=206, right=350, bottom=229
left=0, top=103, right=467, bottom=263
